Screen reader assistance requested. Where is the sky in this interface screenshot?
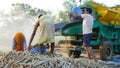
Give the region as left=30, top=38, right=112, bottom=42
left=0, top=0, right=65, bottom=14
left=0, top=0, right=120, bottom=14
left=93, top=0, right=120, bottom=6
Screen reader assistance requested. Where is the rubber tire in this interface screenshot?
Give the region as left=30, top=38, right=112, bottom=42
left=73, top=50, right=81, bottom=58
left=67, top=50, right=81, bottom=58
left=99, top=41, right=113, bottom=60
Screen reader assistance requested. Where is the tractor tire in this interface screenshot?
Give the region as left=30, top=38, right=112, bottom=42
left=67, top=50, right=81, bottom=58
left=99, top=41, right=113, bottom=60
left=73, top=50, right=81, bottom=58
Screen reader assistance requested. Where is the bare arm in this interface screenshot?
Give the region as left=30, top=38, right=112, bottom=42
left=28, top=21, right=39, bottom=50
left=70, top=12, right=82, bottom=18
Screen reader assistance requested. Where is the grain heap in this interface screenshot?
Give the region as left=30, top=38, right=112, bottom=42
left=0, top=51, right=110, bottom=68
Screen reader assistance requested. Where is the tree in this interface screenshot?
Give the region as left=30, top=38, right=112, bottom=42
left=11, top=3, right=47, bottom=16
left=58, top=0, right=79, bottom=22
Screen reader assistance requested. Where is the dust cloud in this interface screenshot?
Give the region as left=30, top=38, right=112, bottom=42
left=0, top=12, right=40, bottom=52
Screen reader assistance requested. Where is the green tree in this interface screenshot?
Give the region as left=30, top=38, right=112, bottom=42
left=11, top=3, right=47, bottom=16
left=58, top=0, right=79, bottom=22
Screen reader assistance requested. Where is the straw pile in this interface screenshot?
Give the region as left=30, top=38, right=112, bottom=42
left=0, top=51, right=110, bottom=68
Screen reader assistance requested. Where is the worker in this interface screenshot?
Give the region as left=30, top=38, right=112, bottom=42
left=28, top=14, right=55, bottom=54
left=12, top=32, right=27, bottom=51
left=70, top=7, right=97, bottom=62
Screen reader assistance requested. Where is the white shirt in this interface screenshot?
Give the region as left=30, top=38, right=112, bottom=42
left=81, top=14, right=94, bottom=34
left=38, top=15, right=55, bottom=44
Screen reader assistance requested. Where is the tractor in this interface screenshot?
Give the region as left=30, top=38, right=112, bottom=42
left=61, top=1, right=120, bottom=60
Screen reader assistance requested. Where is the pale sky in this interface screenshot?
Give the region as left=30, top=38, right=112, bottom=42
left=0, top=0, right=65, bottom=14
left=0, top=0, right=120, bottom=14
left=93, top=0, right=120, bottom=7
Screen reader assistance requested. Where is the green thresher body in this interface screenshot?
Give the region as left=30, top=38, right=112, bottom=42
left=61, top=1, right=120, bottom=60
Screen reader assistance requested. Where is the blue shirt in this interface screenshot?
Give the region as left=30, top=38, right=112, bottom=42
left=12, top=38, right=27, bottom=51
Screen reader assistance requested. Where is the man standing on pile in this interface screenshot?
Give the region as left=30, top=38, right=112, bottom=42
left=70, top=7, right=97, bottom=62
left=28, top=14, right=55, bottom=54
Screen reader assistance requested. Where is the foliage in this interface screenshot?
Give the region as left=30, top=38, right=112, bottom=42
left=58, top=0, right=80, bottom=22
left=114, top=5, right=120, bottom=7
left=11, top=3, right=47, bottom=16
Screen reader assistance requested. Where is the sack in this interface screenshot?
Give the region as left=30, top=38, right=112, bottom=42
left=70, top=6, right=83, bottom=20
left=31, top=46, right=46, bottom=53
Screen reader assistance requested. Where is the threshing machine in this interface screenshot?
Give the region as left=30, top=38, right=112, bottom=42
left=61, top=1, right=120, bottom=60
